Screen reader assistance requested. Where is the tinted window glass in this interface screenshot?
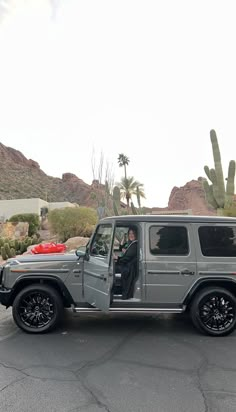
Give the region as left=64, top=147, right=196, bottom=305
left=149, top=226, right=189, bottom=255
left=199, top=226, right=236, bottom=257
left=90, top=224, right=112, bottom=256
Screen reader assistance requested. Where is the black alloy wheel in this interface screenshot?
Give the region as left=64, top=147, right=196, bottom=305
left=12, top=284, right=63, bottom=333
left=190, top=287, right=236, bottom=336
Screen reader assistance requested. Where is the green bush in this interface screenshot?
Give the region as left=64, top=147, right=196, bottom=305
left=25, top=237, right=32, bottom=247
left=48, top=207, right=98, bottom=242
left=223, top=207, right=236, bottom=217
left=31, top=236, right=38, bottom=245
left=9, top=213, right=40, bottom=237
left=224, top=207, right=236, bottom=217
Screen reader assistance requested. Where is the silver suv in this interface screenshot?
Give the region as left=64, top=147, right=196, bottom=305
left=1, top=215, right=236, bottom=337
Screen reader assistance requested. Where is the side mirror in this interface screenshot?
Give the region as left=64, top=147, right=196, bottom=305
left=75, top=245, right=86, bottom=258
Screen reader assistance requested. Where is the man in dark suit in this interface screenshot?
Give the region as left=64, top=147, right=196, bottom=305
left=115, top=227, right=138, bottom=300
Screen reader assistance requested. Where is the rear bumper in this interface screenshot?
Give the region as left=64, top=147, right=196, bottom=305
left=0, top=287, right=13, bottom=307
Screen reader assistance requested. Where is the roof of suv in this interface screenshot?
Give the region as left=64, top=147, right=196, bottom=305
left=100, top=214, right=236, bottom=224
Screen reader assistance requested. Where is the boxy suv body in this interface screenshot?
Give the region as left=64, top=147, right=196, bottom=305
left=1, top=215, right=236, bottom=336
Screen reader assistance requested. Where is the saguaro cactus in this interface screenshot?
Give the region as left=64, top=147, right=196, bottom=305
left=203, top=130, right=236, bottom=214
left=20, top=241, right=27, bottom=254
left=113, top=186, right=121, bottom=216
left=10, top=248, right=16, bottom=258
left=1, top=246, right=7, bottom=261
left=4, top=243, right=11, bottom=259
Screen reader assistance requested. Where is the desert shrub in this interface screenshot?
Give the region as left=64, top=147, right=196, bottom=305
left=223, top=207, right=236, bottom=217
left=9, top=213, right=40, bottom=237
left=48, top=207, right=97, bottom=242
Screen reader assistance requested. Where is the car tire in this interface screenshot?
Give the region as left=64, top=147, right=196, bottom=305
left=190, top=287, right=236, bottom=337
left=12, top=284, right=64, bottom=334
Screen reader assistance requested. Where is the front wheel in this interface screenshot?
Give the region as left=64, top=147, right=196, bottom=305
left=12, top=284, right=63, bottom=333
left=190, top=287, right=236, bottom=337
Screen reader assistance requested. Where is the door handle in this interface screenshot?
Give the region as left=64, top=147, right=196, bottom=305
left=100, top=274, right=107, bottom=281
left=181, top=269, right=195, bottom=276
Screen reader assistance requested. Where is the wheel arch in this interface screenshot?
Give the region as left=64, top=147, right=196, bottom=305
left=8, top=275, right=74, bottom=308
left=184, top=277, right=236, bottom=307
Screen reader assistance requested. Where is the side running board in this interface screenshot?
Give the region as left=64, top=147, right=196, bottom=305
left=73, top=306, right=186, bottom=314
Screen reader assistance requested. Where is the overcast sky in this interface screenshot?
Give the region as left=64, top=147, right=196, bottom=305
left=0, top=0, right=235, bottom=207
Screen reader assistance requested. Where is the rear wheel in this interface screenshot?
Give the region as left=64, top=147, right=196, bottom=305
left=12, top=284, right=63, bottom=333
left=190, top=287, right=236, bottom=336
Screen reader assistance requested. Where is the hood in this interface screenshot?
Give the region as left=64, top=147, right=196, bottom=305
left=6, top=252, right=78, bottom=265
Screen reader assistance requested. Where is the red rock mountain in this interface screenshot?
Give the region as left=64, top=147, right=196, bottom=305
left=0, top=142, right=215, bottom=214
left=151, top=178, right=215, bottom=215
left=168, top=179, right=215, bottom=215
left=0, top=142, right=100, bottom=206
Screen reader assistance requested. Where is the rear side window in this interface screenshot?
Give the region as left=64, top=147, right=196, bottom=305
left=199, top=226, right=236, bottom=257
left=149, top=226, right=189, bottom=255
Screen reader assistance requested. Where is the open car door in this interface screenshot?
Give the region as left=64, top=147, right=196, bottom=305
left=83, top=223, right=114, bottom=311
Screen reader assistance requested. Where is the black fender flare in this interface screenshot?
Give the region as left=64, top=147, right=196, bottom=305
left=8, top=275, right=75, bottom=307
left=183, top=277, right=236, bottom=306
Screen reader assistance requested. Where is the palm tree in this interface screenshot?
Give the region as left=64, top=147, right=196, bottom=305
left=118, top=153, right=130, bottom=180
left=135, top=185, right=146, bottom=209
left=118, top=177, right=145, bottom=209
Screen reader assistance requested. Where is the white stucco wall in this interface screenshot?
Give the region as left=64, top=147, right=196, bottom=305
left=0, top=198, right=48, bottom=221
left=0, top=198, right=77, bottom=221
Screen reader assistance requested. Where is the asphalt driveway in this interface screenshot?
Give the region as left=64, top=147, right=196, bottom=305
left=0, top=307, right=235, bottom=412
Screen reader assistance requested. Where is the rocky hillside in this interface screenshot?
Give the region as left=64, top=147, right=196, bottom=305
left=0, top=142, right=215, bottom=214
left=168, top=178, right=216, bottom=215
left=151, top=178, right=215, bottom=215
left=0, top=143, right=104, bottom=206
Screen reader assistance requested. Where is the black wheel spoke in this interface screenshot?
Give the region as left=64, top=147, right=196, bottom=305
left=40, top=312, right=51, bottom=325
left=28, top=315, right=36, bottom=325
left=202, top=313, right=213, bottom=322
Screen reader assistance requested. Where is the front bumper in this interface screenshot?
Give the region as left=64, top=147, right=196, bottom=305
left=0, top=287, right=13, bottom=307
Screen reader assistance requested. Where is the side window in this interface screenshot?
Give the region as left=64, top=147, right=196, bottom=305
left=199, top=226, right=236, bottom=257
left=90, top=224, right=113, bottom=257
left=113, top=227, right=128, bottom=251
left=149, top=226, right=189, bottom=255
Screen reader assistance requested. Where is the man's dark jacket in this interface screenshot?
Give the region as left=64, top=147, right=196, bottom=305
left=116, top=240, right=137, bottom=299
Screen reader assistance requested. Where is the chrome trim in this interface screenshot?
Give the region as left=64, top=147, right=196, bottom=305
left=74, top=307, right=185, bottom=313
left=147, top=270, right=180, bottom=275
